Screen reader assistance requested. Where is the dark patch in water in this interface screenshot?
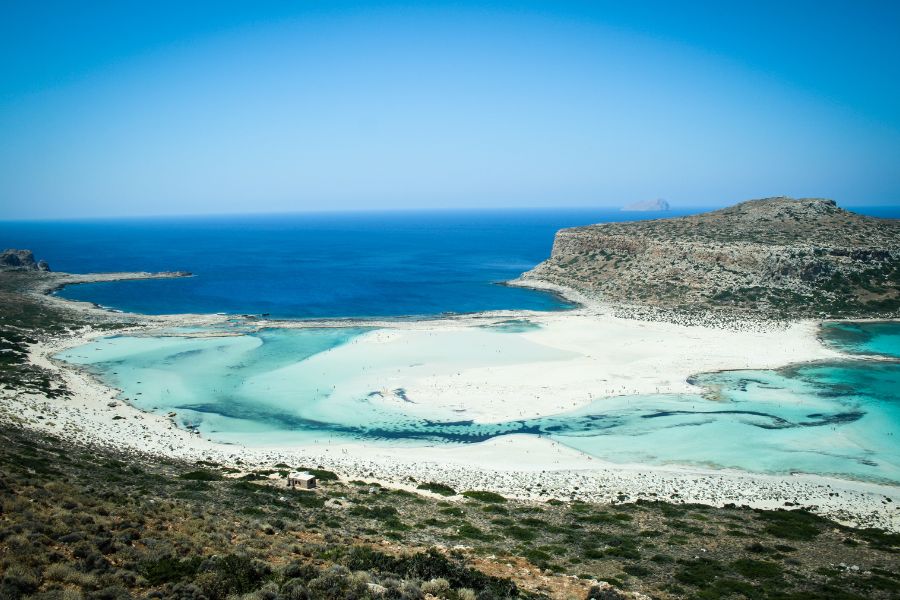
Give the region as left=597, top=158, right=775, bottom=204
left=797, top=412, right=864, bottom=427
left=640, top=409, right=861, bottom=430
left=175, top=401, right=626, bottom=444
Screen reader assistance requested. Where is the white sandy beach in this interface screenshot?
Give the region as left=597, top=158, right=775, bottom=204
left=3, top=282, right=898, bottom=532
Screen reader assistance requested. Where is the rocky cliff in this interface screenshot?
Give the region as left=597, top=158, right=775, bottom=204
left=1, top=249, right=50, bottom=272
left=523, top=197, right=900, bottom=318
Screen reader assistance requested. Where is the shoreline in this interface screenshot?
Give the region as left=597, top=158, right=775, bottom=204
left=4, top=270, right=899, bottom=531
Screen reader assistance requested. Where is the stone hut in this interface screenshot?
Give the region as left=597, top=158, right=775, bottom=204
left=288, top=471, right=316, bottom=490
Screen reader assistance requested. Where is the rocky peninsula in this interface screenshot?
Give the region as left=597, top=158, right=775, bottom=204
left=522, top=197, right=900, bottom=321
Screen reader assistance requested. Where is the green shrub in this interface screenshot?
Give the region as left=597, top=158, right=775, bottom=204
left=344, top=547, right=518, bottom=597
left=504, top=526, right=537, bottom=542
left=178, top=470, right=222, bottom=481
left=306, top=566, right=366, bottom=600
left=197, top=554, right=272, bottom=600
left=462, top=490, right=506, bottom=503
left=732, top=558, right=783, bottom=580
left=756, top=509, right=826, bottom=541
left=140, top=555, right=203, bottom=585
left=305, top=468, right=339, bottom=481
left=674, top=558, right=726, bottom=587
left=417, top=482, right=457, bottom=496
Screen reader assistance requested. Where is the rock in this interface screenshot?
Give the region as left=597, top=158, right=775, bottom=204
left=1, top=249, right=50, bottom=271
left=366, top=583, right=387, bottom=595
left=523, top=197, right=900, bottom=320
left=586, top=583, right=628, bottom=599
left=622, top=198, right=670, bottom=211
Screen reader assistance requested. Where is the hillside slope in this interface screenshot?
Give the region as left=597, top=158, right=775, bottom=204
left=523, top=197, right=900, bottom=319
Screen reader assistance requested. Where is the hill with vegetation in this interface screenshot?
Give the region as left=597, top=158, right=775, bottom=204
left=3, top=420, right=900, bottom=600
left=523, top=197, right=900, bottom=319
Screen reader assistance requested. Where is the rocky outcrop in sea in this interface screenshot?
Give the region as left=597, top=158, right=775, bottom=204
left=1, top=249, right=50, bottom=272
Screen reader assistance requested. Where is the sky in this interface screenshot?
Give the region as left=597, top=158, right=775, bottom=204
left=1, top=1, right=899, bottom=219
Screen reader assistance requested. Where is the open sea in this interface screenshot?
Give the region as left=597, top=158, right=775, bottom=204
left=3, top=206, right=899, bottom=483
left=0, top=208, right=699, bottom=318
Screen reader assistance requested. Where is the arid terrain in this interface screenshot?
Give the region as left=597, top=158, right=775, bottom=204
left=523, top=197, right=900, bottom=320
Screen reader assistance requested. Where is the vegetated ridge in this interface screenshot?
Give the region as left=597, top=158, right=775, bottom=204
left=523, top=197, right=900, bottom=319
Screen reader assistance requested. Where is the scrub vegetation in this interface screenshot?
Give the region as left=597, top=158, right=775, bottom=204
left=526, top=197, right=900, bottom=320
left=2, top=422, right=899, bottom=600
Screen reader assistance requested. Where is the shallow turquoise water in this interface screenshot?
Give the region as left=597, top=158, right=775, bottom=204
left=57, top=322, right=900, bottom=483
left=821, top=321, right=900, bottom=358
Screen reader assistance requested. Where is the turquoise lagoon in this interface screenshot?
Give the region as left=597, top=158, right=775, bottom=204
left=820, top=321, right=900, bottom=359
left=57, top=322, right=900, bottom=484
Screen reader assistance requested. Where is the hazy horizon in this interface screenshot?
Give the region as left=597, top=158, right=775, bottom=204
left=2, top=1, right=899, bottom=219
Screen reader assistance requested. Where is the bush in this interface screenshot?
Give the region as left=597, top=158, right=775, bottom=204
left=280, top=577, right=309, bottom=600
left=504, top=526, right=536, bottom=542
left=421, top=577, right=451, bottom=597
left=461, top=491, right=506, bottom=504
left=731, top=558, right=782, bottom=580
left=306, top=566, right=366, bottom=600
left=674, top=558, right=726, bottom=587
left=178, top=470, right=222, bottom=481
left=282, top=561, right=320, bottom=582
left=756, top=509, right=826, bottom=541
left=1, top=564, right=40, bottom=599
left=139, top=555, right=202, bottom=585
left=304, top=468, right=339, bottom=481
left=343, top=547, right=518, bottom=597
left=196, top=554, right=272, bottom=600
left=586, top=585, right=627, bottom=600
left=417, top=482, right=457, bottom=496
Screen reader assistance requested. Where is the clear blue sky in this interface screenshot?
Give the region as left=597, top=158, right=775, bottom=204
left=1, top=1, right=898, bottom=218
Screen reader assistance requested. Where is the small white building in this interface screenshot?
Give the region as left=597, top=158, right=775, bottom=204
left=288, top=471, right=317, bottom=490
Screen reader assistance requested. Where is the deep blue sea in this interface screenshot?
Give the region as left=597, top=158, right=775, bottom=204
left=0, top=208, right=697, bottom=317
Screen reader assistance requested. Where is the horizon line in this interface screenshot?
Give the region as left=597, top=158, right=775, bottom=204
left=2, top=201, right=900, bottom=223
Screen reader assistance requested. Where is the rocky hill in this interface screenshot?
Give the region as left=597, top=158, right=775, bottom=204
left=1, top=249, right=50, bottom=272
left=523, top=197, right=900, bottom=319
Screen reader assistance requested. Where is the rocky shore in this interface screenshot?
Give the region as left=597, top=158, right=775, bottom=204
left=523, top=197, right=900, bottom=321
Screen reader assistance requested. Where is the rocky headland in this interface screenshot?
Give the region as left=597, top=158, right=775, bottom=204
left=522, top=197, right=900, bottom=320
left=1, top=248, right=50, bottom=271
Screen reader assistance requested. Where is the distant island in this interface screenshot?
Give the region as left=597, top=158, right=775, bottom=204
left=524, top=196, right=900, bottom=319
left=621, top=198, right=669, bottom=211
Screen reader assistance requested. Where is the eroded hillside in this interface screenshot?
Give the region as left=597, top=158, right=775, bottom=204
left=523, top=197, right=900, bottom=319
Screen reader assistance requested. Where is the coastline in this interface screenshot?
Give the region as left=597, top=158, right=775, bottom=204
left=2, top=270, right=898, bottom=531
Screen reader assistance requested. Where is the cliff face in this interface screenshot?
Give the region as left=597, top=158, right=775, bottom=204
left=524, top=197, right=900, bottom=318
left=1, top=249, right=50, bottom=272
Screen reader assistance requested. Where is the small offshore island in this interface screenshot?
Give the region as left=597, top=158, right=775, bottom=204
left=2, top=197, right=899, bottom=600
